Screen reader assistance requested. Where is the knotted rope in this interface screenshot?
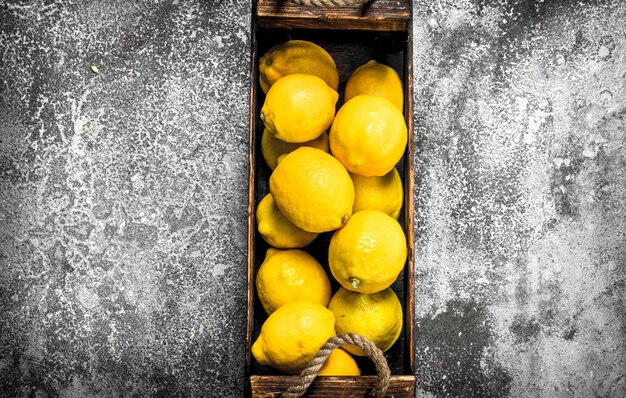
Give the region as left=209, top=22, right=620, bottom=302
left=281, top=333, right=391, bottom=398
left=290, top=0, right=372, bottom=7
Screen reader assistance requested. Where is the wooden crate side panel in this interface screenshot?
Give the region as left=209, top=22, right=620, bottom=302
left=246, top=0, right=260, bottom=378
left=250, top=375, right=416, bottom=398
left=403, top=13, right=415, bottom=375
left=257, top=0, right=410, bottom=31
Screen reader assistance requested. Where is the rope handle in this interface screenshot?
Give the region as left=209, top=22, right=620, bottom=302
left=281, top=333, right=391, bottom=398
left=290, top=0, right=373, bottom=7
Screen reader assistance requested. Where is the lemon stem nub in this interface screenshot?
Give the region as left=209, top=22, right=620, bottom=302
left=350, top=277, right=360, bottom=289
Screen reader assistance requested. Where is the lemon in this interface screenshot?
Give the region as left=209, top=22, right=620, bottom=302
left=318, top=348, right=361, bottom=376
left=329, top=210, right=407, bottom=294
left=261, top=127, right=330, bottom=170
left=261, top=74, right=338, bottom=143
left=256, top=194, right=318, bottom=249
left=330, top=95, right=407, bottom=177
left=344, top=60, right=404, bottom=111
left=251, top=301, right=335, bottom=374
left=256, top=248, right=331, bottom=315
left=351, top=168, right=403, bottom=219
left=270, top=147, right=354, bottom=233
left=328, top=287, right=403, bottom=356
left=259, top=40, right=339, bottom=94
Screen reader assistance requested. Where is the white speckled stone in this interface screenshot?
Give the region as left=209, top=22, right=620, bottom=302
left=1, top=1, right=249, bottom=396
left=412, top=1, right=626, bottom=397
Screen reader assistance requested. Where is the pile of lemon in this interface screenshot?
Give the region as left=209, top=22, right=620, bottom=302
left=253, top=40, right=407, bottom=376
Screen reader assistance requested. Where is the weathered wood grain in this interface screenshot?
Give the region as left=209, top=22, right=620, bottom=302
left=257, top=0, right=410, bottom=31
left=245, top=3, right=260, bottom=386
left=250, top=375, right=416, bottom=397
left=402, top=14, right=415, bottom=375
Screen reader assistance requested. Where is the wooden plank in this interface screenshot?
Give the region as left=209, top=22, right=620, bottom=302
left=403, top=11, right=415, bottom=375
left=257, top=0, right=410, bottom=31
left=245, top=0, right=260, bottom=383
left=250, top=375, right=416, bottom=397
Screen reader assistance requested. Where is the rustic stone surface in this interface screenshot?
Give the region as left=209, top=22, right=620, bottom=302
left=412, top=1, right=626, bottom=397
left=0, top=0, right=625, bottom=397
left=0, top=1, right=250, bottom=397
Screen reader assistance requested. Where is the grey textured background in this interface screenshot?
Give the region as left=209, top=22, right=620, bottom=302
left=412, top=1, right=625, bottom=397
left=0, top=0, right=624, bottom=397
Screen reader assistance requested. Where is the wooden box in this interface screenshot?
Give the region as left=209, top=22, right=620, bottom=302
left=246, top=1, right=414, bottom=396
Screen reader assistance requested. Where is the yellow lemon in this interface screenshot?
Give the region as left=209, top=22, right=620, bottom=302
left=318, top=348, right=361, bottom=376
left=256, top=248, right=331, bottom=315
left=328, top=287, right=403, bottom=356
left=270, top=147, right=354, bottom=233
left=261, top=127, right=330, bottom=170
left=256, top=194, right=318, bottom=249
left=251, top=301, right=335, bottom=374
left=330, top=95, right=407, bottom=177
left=261, top=74, right=338, bottom=143
left=329, top=210, right=407, bottom=294
left=259, top=40, right=339, bottom=94
left=344, top=60, right=404, bottom=111
left=351, top=168, right=403, bottom=219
